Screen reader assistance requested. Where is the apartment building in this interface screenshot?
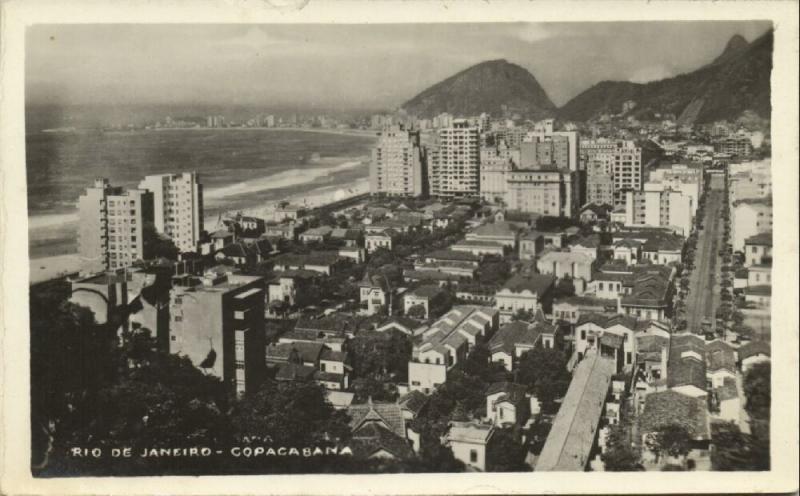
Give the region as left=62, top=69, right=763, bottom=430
left=505, top=169, right=579, bottom=217
left=169, top=270, right=266, bottom=395
left=369, top=125, right=427, bottom=197
left=731, top=197, right=773, bottom=252
left=624, top=184, right=694, bottom=235
left=138, top=172, right=203, bottom=253
left=479, top=147, right=514, bottom=204
left=77, top=178, right=154, bottom=273
left=428, top=120, right=481, bottom=198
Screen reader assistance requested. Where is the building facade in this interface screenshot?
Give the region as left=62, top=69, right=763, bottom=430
left=624, top=185, right=694, bottom=235
left=428, top=120, right=481, bottom=198
left=369, top=125, right=427, bottom=197
left=138, top=172, right=203, bottom=254
left=77, top=178, right=154, bottom=272
left=504, top=169, right=578, bottom=217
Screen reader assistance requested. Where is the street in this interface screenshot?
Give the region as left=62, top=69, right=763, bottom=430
left=685, top=174, right=726, bottom=333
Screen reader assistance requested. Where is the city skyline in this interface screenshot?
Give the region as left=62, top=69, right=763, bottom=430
left=27, top=21, right=771, bottom=110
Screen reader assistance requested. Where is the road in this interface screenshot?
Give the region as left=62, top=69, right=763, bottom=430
left=685, top=174, right=726, bottom=333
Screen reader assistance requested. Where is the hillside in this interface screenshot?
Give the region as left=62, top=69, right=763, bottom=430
left=401, top=59, right=556, bottom=120
left=557, top=31, right=773, bottom=124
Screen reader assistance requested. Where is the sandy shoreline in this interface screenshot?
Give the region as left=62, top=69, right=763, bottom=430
left=151, top=126, right=379, bottom=139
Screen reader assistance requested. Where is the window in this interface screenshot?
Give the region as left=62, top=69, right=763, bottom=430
left=581, top=330, right=586, bottom=340
left=469, top=450, right=478, bottom=463
left=411, top=381, right=421, bottom=386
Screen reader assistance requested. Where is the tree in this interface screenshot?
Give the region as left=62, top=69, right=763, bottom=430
left=516, top=347, right=571, bottom=412
left=511, top=308, right=534, bottom=322
left=406, top=304, right=427, bottom=320
left=477, top=256, right=510, bottom=286
left=711, top=422, right=769, bottom=471
left=143, top=221, right=179, bottom=260
left=645, top=424, right=691, bottom=461
left=743, top=362, right=771, bottom=440
left=602, top=423, right=642, bottom=471
left=486, top=428, right=529, bottom=472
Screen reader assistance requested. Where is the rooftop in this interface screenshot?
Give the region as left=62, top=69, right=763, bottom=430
left=499, top=273, right=555, bottom=296
left=445, top=421, right=495, bottom=445
left=744, top=231, right=772, bottom=247
left=639, top=390, right=709, bottom=439
left=536, top=351, right=616, bottom=471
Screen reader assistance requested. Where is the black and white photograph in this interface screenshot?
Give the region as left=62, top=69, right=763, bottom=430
left=1, top=1, right=798, bottom=494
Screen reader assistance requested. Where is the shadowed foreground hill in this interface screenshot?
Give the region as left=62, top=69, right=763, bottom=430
left=401, top=59, right=556, bottom=120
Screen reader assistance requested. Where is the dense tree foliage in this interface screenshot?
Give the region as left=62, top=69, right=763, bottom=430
left=602, top=423, right=642, bottom=471
left=347, top=330, right=412, bottom=382
left=516, top=347, right=571, bottom=412
left=644, top=424, right=692, bottom=460
left=743, top=361, right=771, bottom=441
left=143, top=221, right=180, bottom=260
left=710, top=422, right=769, bottom=471
left=486, top=427, right=529, bottom=472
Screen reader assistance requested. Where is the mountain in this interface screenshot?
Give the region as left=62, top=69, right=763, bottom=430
left=401, top=59, right=556, bottom=120
left=558, top=31, right=773, bottom=124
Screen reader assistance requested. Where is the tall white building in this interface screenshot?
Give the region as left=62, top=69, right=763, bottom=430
left=624, top=184, right=693, bottom=235
left=369, top=125, right=426, bottom=197
left=77, top=178, right=153, bottom=272
left=428, top=120, right=480, bottom=198
left=138, top=172, right=203, bottom=253
left=505, top=169, right=579, bottom=217
left=479, top=145, right=515, bottom=204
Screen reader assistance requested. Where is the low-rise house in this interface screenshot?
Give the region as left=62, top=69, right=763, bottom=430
left=536, top=250, right=595, bottom=290
left=376, top=316, right=427, bottom=336
left=667, top=333, right=708, bottom=398
left=579, top=203, right=612, bottom=223
left=449, top=239, right=506, bottom=257
left=330, top=227, right=364, bottom=247
left=359, top=271, right=392, bottom=316
left=348, top=399, right=414, bottom=461
left=263, top=222, right=298, bottom=240
left=738, top=341, right=770, bottom=372
left=267, top=341, right=350, bottom=390
left=266, top=269, right=319, bottom=316
left=734, top=268, right=749, bottom=292
left=612, top=239, right=642, bottom=265
left=743, top=231, right=772, bottom=267
left=299, top=225, right=334, bottom=244
left=398, top=390, right=429, bottom=421
left=485, top=382, right=533, bottom=427
left=339, top=246, right=366, bottom=263
left=465, top=220, right=518, bottom=248
left=641, top=235, right=684, bottom=265
left=488, top=314, right=555, bottom=371
left=413, top=260, right=477, bottom=280
left=422, top=249, right=481, bottom=267
left=280, top=313, right=356, bottom=351
left=568, top=234, right=602, bottom=261
left=365, top=229, right=399, bottom=253
left=494, top=273, right=555, bottom=323
left=326, top=390, right=355, bottom=410
left=408, top=306, right=499, bottom=394
left=272, top=251, right=343, bottom=275
left=744, top=285, right=771, bottom=308
left=443, top=421, right=496, bottom=471
left=518, top=231, right=545, bottom=260
left=574, top=313, right=642, bottom=371
left=620, top=268, right=674, bottom=322
left=403, top=269, right=464, bottom=287
left=705, top=340, right=737, bottom=389
left=404, top=285, right=448, bottom=319
left=639, top=390, right=710, bottom=467
left=273, top=204, right=306, bottom=223
left=552, top=295, right=617, bottom=324
left=634, top=329, right=671, bottom=395
left=747, top=264, right=771, bottom=286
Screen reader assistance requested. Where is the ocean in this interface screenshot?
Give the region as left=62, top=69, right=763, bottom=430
left=26, top=128, right=376, bottom=259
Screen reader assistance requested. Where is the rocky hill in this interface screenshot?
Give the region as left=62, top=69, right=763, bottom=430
left=401, top=59, right=556, bottom=120
left=557, top=31, right=773, bottom=124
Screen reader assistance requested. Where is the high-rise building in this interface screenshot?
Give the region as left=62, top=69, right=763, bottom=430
left=479, top=147, right=514, bottom=204
left=585, top=157, right=615, bottom=207
left=609, top=140, right=644, bottom=208
left=428, top=120, right=480, bottom=198
left=369, top=125, right=427, bottom=197
left=77, top=178, right=154, bottom=273
left=505, top=169, right=579, bottom=217
left=138, top=172, right=203, bottom=254
left=624, top=184, right=693, bottom=235
left=169, top=269, right=266, bottom=396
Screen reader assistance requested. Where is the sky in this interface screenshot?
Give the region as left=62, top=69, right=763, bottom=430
left=26, top=21, right=772, bottom=111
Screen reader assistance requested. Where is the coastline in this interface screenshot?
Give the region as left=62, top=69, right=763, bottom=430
left=150, top=126, right=379, bottom=139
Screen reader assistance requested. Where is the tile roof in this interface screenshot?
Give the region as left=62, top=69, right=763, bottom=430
left=398, top=390, right=429, bottom=416
left=266, top=342, right=325, bottom=364
left=714, top=377, right=739, bottom=402
left=295, top=313, right=354, bottom=336
left=425, top=249, right=480, bottom=262
left=667, top=334, right=707, bottom=391
left=705, top=341, right=736, bottom=373
left=348, top=400, right=406, bottom=438
left=738, top=341, right=771, bottom=360
left=275, top=362, right=317, bottom=381
left=500, top=273, right=555, bottom=296
left=569, top=234, right=602, bottom=248
left=486, top=382, right=528, bottom=407
left=468, top=221, right=517, bottom=239
left=326, top=390, right=355, bottom=409
left=538, top=250, right=594, bottom=265
left=488, top=321, right=546, bottom=355
left=639, top=390, right=709, bottom=439
left=320, top=349, right=348, bottom=363
left=536, top=351, right=616, bottom=471
left=408, top=285, right=445, bottom=299
left=745, top=285, right=771, bottom=296
left=445, top=421, right=495, bottom=445
left=350, top=423, right=415, bottom=460
left=416, top=306, right=498, bottom=356
left=576, top=312, right=641, bottom=331
left=745, top=231, right=772, bottom=247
